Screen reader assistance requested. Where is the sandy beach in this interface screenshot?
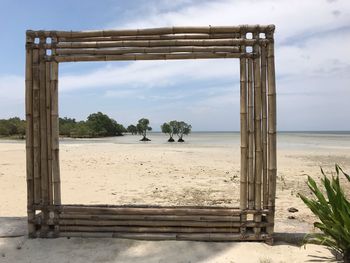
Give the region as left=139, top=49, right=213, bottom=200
left=1, top=132, right=349, bottom=262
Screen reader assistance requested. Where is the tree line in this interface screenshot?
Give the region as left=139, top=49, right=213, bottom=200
left=0, top=117, right=26, bottom=138
left=59, top=112, right=126, bottom=138
left=0, top=113, right=192, bottom=142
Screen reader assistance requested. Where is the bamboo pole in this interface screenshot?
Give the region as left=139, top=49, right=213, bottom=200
left=247, top=58, right=254, bottom=209
left=39, top=36, right=49, bottom=237
left=261, top=43, right=268, bottom=209
left=59, top=220, right=242, bottom=228
left=39, top=204, right=271, bottom=214
left=55, top=52, right=254, bottom=62
left=266, top=29, right=277, bottom=236
left=39, top=38, right=48, bottom=205
left=51, top=61, right=61, bottom=205
left=32, top=48, right=41, bottom=205
left=58, top=206, right=242, bottom=216
left=57, top=219, right=272, bottom=228
left=55, top=46, right=241, bottom=55
left=59, top=214, right=241, bottom=222
left=59, top=232, right=269, bottom=241
left=239, top=31, right=248, bottom=235
left=27, top=25, right=274, bottom=38
left=253, top=32, right=263, bottom=234
left=45, top=62, right=53, bottom=205
left=44, top=39, right=261, bottom=49
left=239, top=56, right=248, bottom=211
left=58, top=33, right=241, bottom=42
left=25, top=37, right=35, bottom=237
left=59, top=225, right=241, bottom=233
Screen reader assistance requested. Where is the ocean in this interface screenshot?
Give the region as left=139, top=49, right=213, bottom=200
left=55, top=131, right=350, bottom=151
left=1, top=131, right=350, bottom=151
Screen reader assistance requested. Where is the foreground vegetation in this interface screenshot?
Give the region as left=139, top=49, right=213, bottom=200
left=299, top=165, right=350, bottom=262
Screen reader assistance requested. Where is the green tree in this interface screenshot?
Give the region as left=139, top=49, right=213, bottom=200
left=70, top=121, right=92, bottom=138
left=127, top=124, right=138, bottom=135
left=86, top=112, right=122, bottom=137
left=161, top=120, right=178, bottom=142
left=59, top=117, right=76, bottom=136
left=115, top=123, right=127, bottom=135
left=0, top=117, right=26, bottom=138
left=0, top=119, right=10, bottom=136
left=175, top=121, right=192, bottom=142
left=137, top=118, right=152, bottom=141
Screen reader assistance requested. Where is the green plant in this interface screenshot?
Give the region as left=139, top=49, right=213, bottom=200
left=299, top=165, right=350, bottom=262
left=161, top=120, right=178, bottom=142
left=137, top=118, right=152, bottom=141
left=174, top=121, right=192, bottom=142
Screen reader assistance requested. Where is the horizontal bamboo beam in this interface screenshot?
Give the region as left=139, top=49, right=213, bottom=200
left=58, top=214, right=241, bottom=222
left=57, top=219, right=272, bottom=228
left=27, top=25, right=275, bottom=38
left=57, top=33, right=241, bottom=42
left=59, top=225, right=241, bottom=233
left=39, top=205, right=271, bottom=215
left=58, top=219, right=245, bottom=228
left=58, top=232, right=270, bottom=241
left=57, top=206, right=242, bottom=215
left=44, top=39, right=263, bottom=49
left=54, top=52, right=255, bottom=62
left=55, top=46, right=241, bottom=55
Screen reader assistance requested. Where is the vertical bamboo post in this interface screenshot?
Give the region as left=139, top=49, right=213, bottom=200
left=266, top=26, right=277, bottom=237
left=46, top=62, right=53, bottom=205
left=253, top=32, right=262, bottom=234
left=51, top=59, right=61, bottom=206
left=261, top=42, right=268, bottom=209
left=239, top=30, right=248, bottom=235
left=32, top=46, right=41, bottom=206
left=247, top=57, right=254, bottom=210
left=25, top=34, right=35, bottom=237
left=50, top=36, right=61, bottom=206
left=39, top=36, right=49, bottom=237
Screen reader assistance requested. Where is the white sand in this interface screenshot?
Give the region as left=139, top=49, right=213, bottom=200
left=0, top=134, right=349, bottom=262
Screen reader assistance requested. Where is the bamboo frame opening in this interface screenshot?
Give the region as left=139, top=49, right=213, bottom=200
left=25, top=25, right=277, bottom=243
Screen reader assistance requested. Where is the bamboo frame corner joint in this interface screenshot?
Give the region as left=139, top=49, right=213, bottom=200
left=25, top=24, right=277, bottom=243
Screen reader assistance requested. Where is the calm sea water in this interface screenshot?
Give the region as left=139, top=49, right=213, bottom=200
left=56, top=131, right=350, bottom=150
left=1, top=131, right=350, bottom=150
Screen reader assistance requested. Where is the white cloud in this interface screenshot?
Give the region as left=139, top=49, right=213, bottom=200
left=59, top=0, right=350, bottom=96
left=60, top=59, right=238, bottom=92
left=118, top=0, right=350, bottom=42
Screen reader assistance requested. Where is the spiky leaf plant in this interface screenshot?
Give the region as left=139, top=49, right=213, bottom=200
left=299, top=165, right=350, bottom=262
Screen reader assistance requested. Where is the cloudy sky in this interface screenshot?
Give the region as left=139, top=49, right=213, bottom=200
left=0, top=0, right=349, bottom=131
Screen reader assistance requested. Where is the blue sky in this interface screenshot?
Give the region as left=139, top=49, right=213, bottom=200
left=0, top=0, right=349, bottom=131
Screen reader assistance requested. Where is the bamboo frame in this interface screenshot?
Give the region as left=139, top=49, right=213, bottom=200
left=25, top=25, right=277, bottom=243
